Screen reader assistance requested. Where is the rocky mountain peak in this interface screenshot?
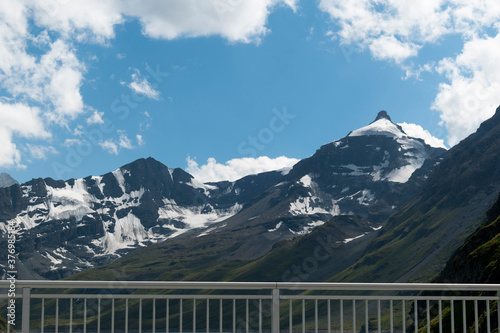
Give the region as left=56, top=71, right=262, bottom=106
left=348, top=110, right=406, bottom=139
left=372, top=110, right=392, bottom=123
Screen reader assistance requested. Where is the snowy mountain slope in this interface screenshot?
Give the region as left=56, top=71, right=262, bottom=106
left=0, top=158, right=280, bottom=279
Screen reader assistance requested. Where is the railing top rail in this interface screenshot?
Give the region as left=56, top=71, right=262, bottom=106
left=2, top=280, right=500, bottom=291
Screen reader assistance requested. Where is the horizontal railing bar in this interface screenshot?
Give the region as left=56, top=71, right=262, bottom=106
left=277, top=282, right=500, bottom=291
left=2, top=281, right=500, bottom=291
left=21, top=294, right=273, bottom=300
left=281, top=295, right=500, bottom=301
left=0, top=281, right=279, bottom=290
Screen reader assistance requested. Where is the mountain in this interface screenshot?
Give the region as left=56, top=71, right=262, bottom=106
left=330, top=106, right=500, bottom=283
left=0, top=173, right=17, bottom=188
left=30, top=110, right=445, bottom=282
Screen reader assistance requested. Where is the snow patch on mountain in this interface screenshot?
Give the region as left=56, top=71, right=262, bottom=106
left=268, top=221, right=283, bottom=232
left=197, top=222, right=227, bottom=237
left=187, top=178, right=218, bottom=196
left=47, top=179, right=94, bottom=221
left=43, top=251, right=63, bottom=270
left=289, top=220, right=325, bottom=236
left=343, top=233, right=366, bottom=244
left=92, top=175, right=106, bottom=194
left=112, top=168, right=128, bottom=194
left=349, top=118, right=404, bottom=139
left=299, top=174, right=312, bottom=187
left=357, top=190, right=375, bottom=206
left=158, top=201, right=242, bottom=233
left=289, top=197, right=340, bottom=216
left=99, top=212, right=148, bottom=255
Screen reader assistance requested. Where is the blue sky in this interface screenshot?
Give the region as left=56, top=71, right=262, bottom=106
left=1, top=0, right=500, bottom=184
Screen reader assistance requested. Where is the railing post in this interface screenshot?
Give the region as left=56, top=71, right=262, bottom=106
left=272, top=288, right=280, bottom=333
left=22, top=287, right=31, bottom=333
left=497, top=291, right=500, bottom=333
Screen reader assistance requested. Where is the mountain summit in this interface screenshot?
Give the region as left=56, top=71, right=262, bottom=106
left=372, top=110, right=392, bottom=122
left=350, top=110, right=407, bottom=139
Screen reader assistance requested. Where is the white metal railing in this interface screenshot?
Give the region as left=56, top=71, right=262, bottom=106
left=1, top=281, right=500, bottom=333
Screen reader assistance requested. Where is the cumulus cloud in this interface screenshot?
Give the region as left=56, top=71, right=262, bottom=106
left=0, top=102, right=50, bottom=168
left=369, top=35, right=420, bottom=63
left=30, top=0, right=123, bottom=43
left=186, top=155, right=299, bottom=182
left=318, top=0, right=450, bottom=62
left=318, top=0, right=500, bottom=62
left=120, top=0, right=298, bottom=43
left=432, top=34, right=500, bottom=146
left=398, top=122, right=447, bottom=149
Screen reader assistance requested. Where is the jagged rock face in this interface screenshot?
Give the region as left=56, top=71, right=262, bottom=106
left=0, top=112, right=446, bottom=280
left=0, top=173, right=18, bottom=188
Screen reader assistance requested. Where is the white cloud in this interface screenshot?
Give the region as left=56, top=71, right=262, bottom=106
left=136, top=134, right=144, bottom=146
left=0, top=27, right=85, bottom=124
left=118, top=131, right=134, bottom=149
left=120, top=0, right=298, bottom=43
left=99, top=131, right=135, bottom=155
left=0, top=128, right=23, bottom=169
left=432, top=34, right=500, bottom=146
left=398, top=122, right=447, bottom=149
left=0, top=101, right=50, bottom=168
left=128, top=69, right=160, bottom=100
left=318, top=0, right=500, bottom=62
left=26, top=144, right=58, bottom=160
left=369, top=35, right=420, bottom=63
left=86, top=110, right=105, bottom=125
left=318, top=0, right=450, bottom=62
left=186, top=155, right=299, bottom=182
left=63, top=138, right=83, bottom=146
left=99, top=140, right=119, bottom=155
left=30, top=0, right=123, bottom=43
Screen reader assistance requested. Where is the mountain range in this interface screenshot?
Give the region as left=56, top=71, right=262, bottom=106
left=2, top=107, right=499, bottom=287
left=0, top=110, right=446, bottom=280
